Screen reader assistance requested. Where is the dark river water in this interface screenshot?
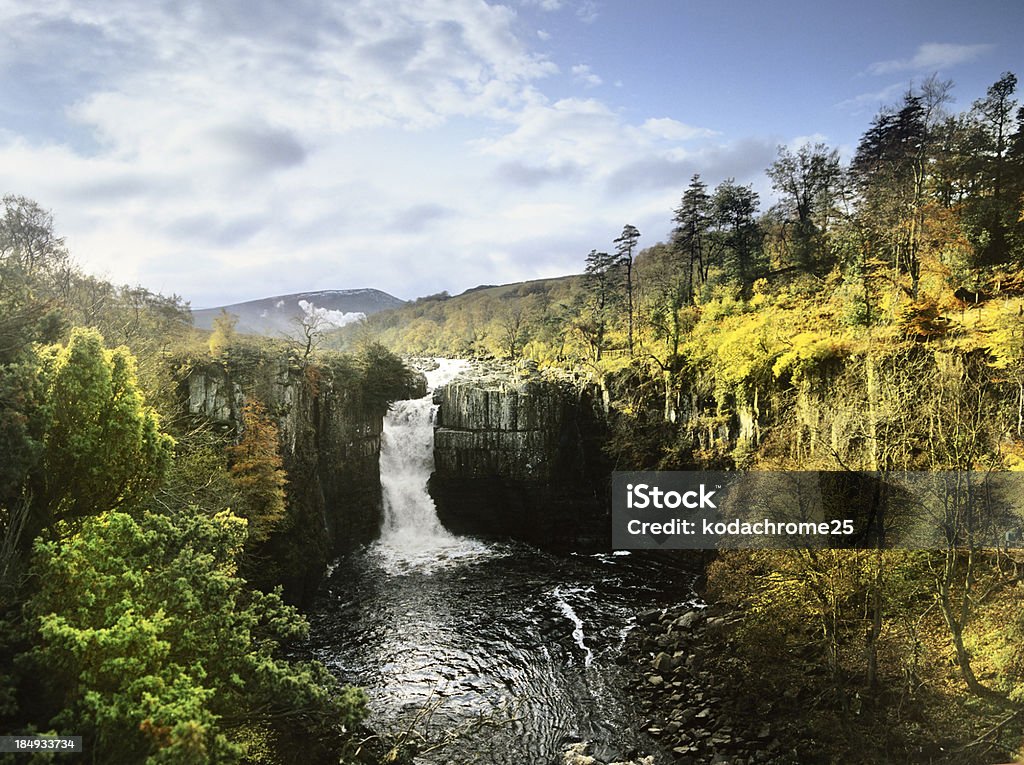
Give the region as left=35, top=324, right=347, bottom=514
left=305, top=541, right=698, bottom=764
left=303, top=360, right=699, bottom=764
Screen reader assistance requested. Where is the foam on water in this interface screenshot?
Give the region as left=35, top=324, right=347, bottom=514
left=553, top=586, right=595, bottom=667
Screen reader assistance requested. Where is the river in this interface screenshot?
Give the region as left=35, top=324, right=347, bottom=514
left=305, top=360, right=699, bottom=764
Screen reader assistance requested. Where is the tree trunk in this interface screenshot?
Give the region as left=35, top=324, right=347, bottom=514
left=936, top=550, right=1016, bottom=708
left=626, top=259, right=634, bottom=356
left=866, top=550, right=882, bottom=692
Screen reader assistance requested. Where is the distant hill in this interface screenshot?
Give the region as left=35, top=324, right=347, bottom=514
left=192, top=288, right=406, bottom=336
left=335, top=274, right=586, bottom=358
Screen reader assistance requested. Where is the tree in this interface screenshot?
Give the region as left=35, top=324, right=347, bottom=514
left=851, top=92, right=931, bottom=296
left=914, top=353, right=1019, bottom=706
left=578, top=249, right=620, bottom=361
left=0, top=198, right=74, bottom=592
left=710, top=180, right=763, bottom=294
left=291, top=305, right=328, bottom=363
left=641, top=243, right=691, bottom=360
left=63, top=279, right=193, bottom=417
left=0, top=351, right=44, bottom=592
left=638, top=243, right=695, bottom=423
left=767, top=143, right=841, bottom=273
left=672, top=175, right=712, bottom=301
left=0, top=197, right=69, bottom=488
left=0, top=195, right=72, bottom=306
left=93, top=284, right=191, bottom=349
left=614, top=224, right=641, bottom=356
left=972, top=73, right=1018, bottom=203
left=32, top=328, right=173, bottom=535
left=960, top=72, right=1020, bottom=267
left=208, top=309, right=238, bottom=358
left=496, top=302, right=529, bottom=360
left=355, top=343, right=422, bottom=413
left=930, top=114, right=974, bottom=209
left=228, top=400, right=288, bottom=544
left=25, top=508, right=366, bottom=763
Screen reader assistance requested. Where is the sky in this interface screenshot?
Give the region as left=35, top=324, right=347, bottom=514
left=1, top=1, right=1022, bottom=307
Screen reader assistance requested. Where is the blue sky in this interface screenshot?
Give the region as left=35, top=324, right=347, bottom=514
left=0, top=0, right=1021, bottom=306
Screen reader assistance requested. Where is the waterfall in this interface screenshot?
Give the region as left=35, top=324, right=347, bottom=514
left=374, top=359, right=487, bottom=571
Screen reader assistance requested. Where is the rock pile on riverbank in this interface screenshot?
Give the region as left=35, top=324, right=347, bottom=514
left=562, top=741, right=655, bottom=765
left=621, top=603, right=801, bottom=765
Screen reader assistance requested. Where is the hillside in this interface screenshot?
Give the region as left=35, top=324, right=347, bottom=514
left=331, top=274, right=584, bottom=358
left=193, top=288, right=405, bottom=335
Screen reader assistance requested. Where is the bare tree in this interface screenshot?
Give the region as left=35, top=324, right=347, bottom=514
left=496, top=303, right=528, bottom=360
left=292, top=308, right=327, bottom=362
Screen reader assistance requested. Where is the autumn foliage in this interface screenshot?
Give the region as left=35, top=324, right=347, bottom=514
left=227, top=400, right=288, bottom=544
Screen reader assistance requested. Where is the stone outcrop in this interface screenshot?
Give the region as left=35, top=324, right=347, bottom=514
left=660, top=366, right=858, bottom=469
left=183, top=354, right=387, bottom=603
left=430, top=373, right=610, bottom=548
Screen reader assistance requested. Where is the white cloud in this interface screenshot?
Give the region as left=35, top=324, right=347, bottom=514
left=522, top=0, right=563, bottom=10
left=571, top=63, right=602, bottom=88
left=475, top=97, right=626, bottom=170
left=868, top=42, right=994, bottom=75
left=641, top=118, right=718, bottom=142
left=0, top=0, right=774, bottom=306
left=576, top=0, right=599, bottom=23
left=785, top=133, right=830, bottom=150
left=537, top=29, right=551, bottom=41
left=0, top=1, right=566, bottom=298
left=836, top=82, right=907, bottom=113
left=476, top=99, right=719, bottom=181
left=4, top=1, right=558, bottom=138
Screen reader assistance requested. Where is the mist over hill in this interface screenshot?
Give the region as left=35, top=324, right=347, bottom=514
left=192, top=288, right=406, bottom=335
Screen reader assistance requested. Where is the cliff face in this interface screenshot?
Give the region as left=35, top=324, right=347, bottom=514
left=430, top=375, right=610, bottom=548
left=183, top=355, right=385, bottom=603
left=660, top=349, right=932, bottom=471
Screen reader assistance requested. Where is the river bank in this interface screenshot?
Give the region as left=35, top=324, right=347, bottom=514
left=620, top=602, right=803, bottom=765
left=617, top=593, right=1006, bottom=765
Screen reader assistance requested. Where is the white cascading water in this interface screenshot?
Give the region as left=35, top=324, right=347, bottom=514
left=374, top=359, right=489, bottom=572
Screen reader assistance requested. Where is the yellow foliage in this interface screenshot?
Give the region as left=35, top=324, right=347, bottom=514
left=227, top=399, right=288, bottom=544
left=208, top=309, right=238, bottom=357
left=772, top=332, right=851, bottom=383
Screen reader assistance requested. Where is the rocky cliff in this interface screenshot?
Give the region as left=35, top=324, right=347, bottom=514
left=182, top=350, right=396, bottom=603
left=430, top=372, right=610, bottom=548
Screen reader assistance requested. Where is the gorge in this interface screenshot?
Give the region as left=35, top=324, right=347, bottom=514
left=180, top=352, right=697, bottom=761
left=178, top=342, right=1024, bottom=764
left=303, top=360, right=699, bottom=764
